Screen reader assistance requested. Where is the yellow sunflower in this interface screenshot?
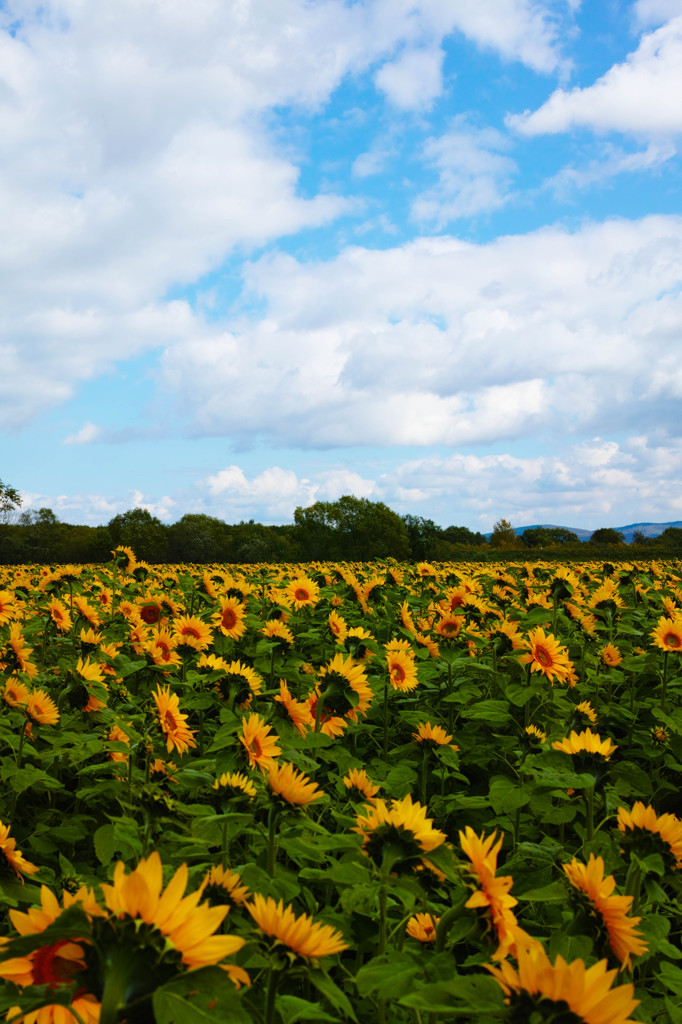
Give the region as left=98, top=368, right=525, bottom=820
left=100, top=852, right=245, bottom=972
left=316, top=652, right=372, bottom=722
left=239, top=713, right=281, bottom=773
left=328, top=609, right=348, bottom=643
left=651, top=615, right=682, bottom=652
left=145, top=627, right=181, bottom=669
left=406, top=913, right=440, bottom=943
left=519, top=627, right=571, bottom=684
left=0, top=821, right=39, bottom=880
left=267, top=761, right=325, bottom=807
left=5, top=623, right=38, bottom=679
left=486, top=941, right=641, bottom=1024
left=152, top=685, right=197, bottom=756
left=26, top=690, right=59, bottom=726
left=459, top=827, right=533, bottom=961
left=275, top=679, right=313, bottom=735
left=260, top=619, right=294, bottom=648
left=3, top=676, right=29, bottom=708
left=385, top=642, right=419, bottom=692
left=601, top=643, right=623, bottom=667
left=434, top=614, right=464, bottom=640
left=213, top=771, right=258, bottom=801
left=247, top=894, right=348, bottom=961
left=48, top=596, right=72, bottom=632
left=563, top=855, right=647, bottom=969
left=576, top=700, right=598, bottom=724
left=285, top=576, right=321, bottom=610
left=413, top=722, right=458, bottom=749
left=199, top=865, right=250, bottom=909
left=617, top=802, right=682, bottom=870
left=0, top=589, right=17, bottom=625
left=213, top=660, right=263, bottom=710
left=173, top=615, right=213, bottom=652
left=343, top=768, right=380, bottom=802
left=354, top=794, right=446, bottom=870
left=552, top=729, right=616, bottom=760
left=525, top=724, right=547, bottom=744
left=212, top=596, right=247, bottom=640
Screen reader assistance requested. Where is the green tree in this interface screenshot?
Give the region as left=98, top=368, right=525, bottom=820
left=656, top=526, right=682, bottom=548
left=294, top=496, right=410, bottom=561
left=107, top=508, right=169, bottom=563
left=489, top=518, right=518, bottom=549
left=522, top=526, right=580, bottom=548
left=401, top=515, right=441, bottom=560
left=168, top=514, right=229, bottom=563
left=0, top=479, right=22, bottom=524
left=589, top=528, right=626, bottom=546
left=441, top=525, right=487, bottom=547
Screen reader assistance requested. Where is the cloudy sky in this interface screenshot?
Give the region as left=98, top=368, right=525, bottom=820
left=3, top=0, right=682, bottom=533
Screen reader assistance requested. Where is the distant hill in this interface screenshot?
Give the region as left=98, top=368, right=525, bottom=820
left=497, top=521, right=682, bottom=542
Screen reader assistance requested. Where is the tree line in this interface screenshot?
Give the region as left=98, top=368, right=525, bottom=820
left=0, top=479, right=680, bottom=565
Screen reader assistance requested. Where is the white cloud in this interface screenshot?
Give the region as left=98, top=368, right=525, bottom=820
left=544, top=140, right=677, bottom=196
left=412, top=118, right=517, bottom=224
left=634, top=0, right=682, bottom=28
left=130, top=490, right=175, bottom=521
left=159, top=214, right=682, bottom=449
left=509, top=16, right=682, bottom=136
left=63, top=422, right=102, bottom=445
left=375, top=47, right=445, bottom=111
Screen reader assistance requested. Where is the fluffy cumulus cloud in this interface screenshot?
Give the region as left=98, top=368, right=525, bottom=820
left=159, top=214, right=682, bottom=448
left=509, top=15, right=682, bottom=136
left=0, top=0, right=567, bottom=428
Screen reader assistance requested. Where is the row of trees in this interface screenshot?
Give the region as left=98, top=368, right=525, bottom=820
left=1, top=479, right=680, bottom=565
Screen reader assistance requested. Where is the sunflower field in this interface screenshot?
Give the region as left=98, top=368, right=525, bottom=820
left=1, top=550, right=682, bottom=1024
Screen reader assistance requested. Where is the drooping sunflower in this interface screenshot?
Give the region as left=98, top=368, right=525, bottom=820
left=343, top=767, right=380, bottom=802
left=524, top=724, right=547, bottom=744
left=239, top=713, right=281, bottom=773
left=199, top=865, right=250, bottom=909
left=100, top=852, right=246, bottom=974
left=651, top=615, right=682, bottom=652
left=267, top=761, right=325, bottom=807
left=575, top=700, right=598, bottom=724
left=0, top=589, right=17, bottom=625
left=152, top=685, right=197, bottom=756
left=406, top=913, right=440, bottom=943
left=0, top=821, right=39, bottom=880
left=212, top=596, right=247, bottom=641
left=459, top=827, right=533, bottom=961
left=247, top=894, right=348, bottom=961
left=617, top=802, right=682, bottom=871
left=275, top=679, right=313, bottom=734
left=354, top=794, right=447, bottom=871
left=26, top=690, right=59, bottom=726
left=563, top=855, right=647, bottom=969
left=328, top=609, right=348, bottom=644
left=108, top=722, right=131, bottom=777
left=173, top=615, right=213, bottom=652
left=213, top=771, right=258, bottom=803
left=73, top=595, right=102, bottom=629
left=413, top=722, right=458, bottom=750
left=285, top=576, right=320, bottom=610
left=385, top=641, right=419, bottom=692
left=486, top=941, right=641, bottom=1024
left=5, top=623, right=38, bottom=679
left=260, top=619, right=294, bottom=649
left=48, top=596, right=72, bottom=632
left=519, top=628, right=571, bottom=684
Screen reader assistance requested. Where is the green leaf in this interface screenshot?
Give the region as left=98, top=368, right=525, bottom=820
left=461, top=701, right=512, bottom=726
left=277, top=995, right=341, bottom=1023
left=488, top=777, right=530, bottom=814
left=152, top=968, right=251, bottom=1024
left=355, top=954, right=422, bottom=1000
left=308, top=968, right=358, bottom=1021
left=517, top=882, right=567, bottom=902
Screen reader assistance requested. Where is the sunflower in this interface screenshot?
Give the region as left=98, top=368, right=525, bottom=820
left=617, top=802, right=682, bottom=871
left=601, top=643, right=623, bottom=668
left=247, top=894, right=348, bottom=961
left=47, top=596, right=72, bottom=632
left=576, top=700, right=598, bottom=724
left=285, top=576, right=320, bottom=610
left=0, top=884, right=102, bottom=1024
left=552, top=729, right=616, bottom=760
left=100, top=852, right=245, bottom=973
left=267, top=761, right=325, bottom=807
left=108, top=722, right=131, bottom=777
left=152, top=685, right=197, bottom=756
left=213, top=660, right=263, bottom=710
left=213, top=771, right=258, bottom=802
left=519, top=628, right=571, bottom=684
left=199, top=865, right=250, bottom=909
left=406, top=913, right=439, bottom=943
left=239, top=713, right=281, bottom=773
left=343, top=768, right=380, bottom=802
left=651, top=615, right=682, bottom=652
left=353, top=794, right=447, bottom=871
left=524, top=724, right=547, bottom=744
left=487, top=619, right=524, bottom=655
left=111, top=544, right=137, bottom=571
left=173, top=615, right=213, bottom=652
left=146, top=627, right=181, bottom=668
left=563, top=855, right=647, bottom=968
left=486, top=941, right=641, bottom=1024
left=459, top=827, right=533, bottom=961
left=0, top=821, right=39, bottom=880
left=434, top=614, right=464, bottom=640
left=413, top=722, right=458, bottom=750
left=316, top=652, right=372, bottom=722
left=26, top=690, right=59, bottom=726
left=0, top=589, right=17, bottom=625
left=275, top=679, right=313, bottom=735
left=261, top=619, right=294, bottom=649
left=3, top=676, right=29, bottom=708
left=345, top=625, right=374, bottom=662
left=385, top=642, right=419, bottom=692
left=5, top=623, right=38, bottom=679
left=328, top=609, right=348, bottom=643
left=212, top=596, right=247, bottom=640
left=138, top=600, right=163, bottom=626
left=73, top=595, right=101, bottom=628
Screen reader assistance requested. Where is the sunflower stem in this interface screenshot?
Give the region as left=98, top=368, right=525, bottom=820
left=382, top=680, right=389, bottom=757
left=264, top=967, right=282, bottom=1024
left=661, top=651, right=669, bottom=712
left=446, top=661, right=454, bottom=734
left=8, top=718, right=29, bottom=824
left=434, top=895, right=468, bottom=953
left=625, top=859, right=643, bottom=915
left=269, top=648, right=275, bottom=691
left=266, top=804, right=280, bottom=877
left=420, top=745, right=429, bottom=807
left=378, top=880, right=389, bottom=1024
left=584, top=784, right=595, bottom=844
left=222, top=818, right=230, bottom=870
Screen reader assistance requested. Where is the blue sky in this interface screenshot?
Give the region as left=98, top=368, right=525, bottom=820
left=2, top=0, right=682, bottom=533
